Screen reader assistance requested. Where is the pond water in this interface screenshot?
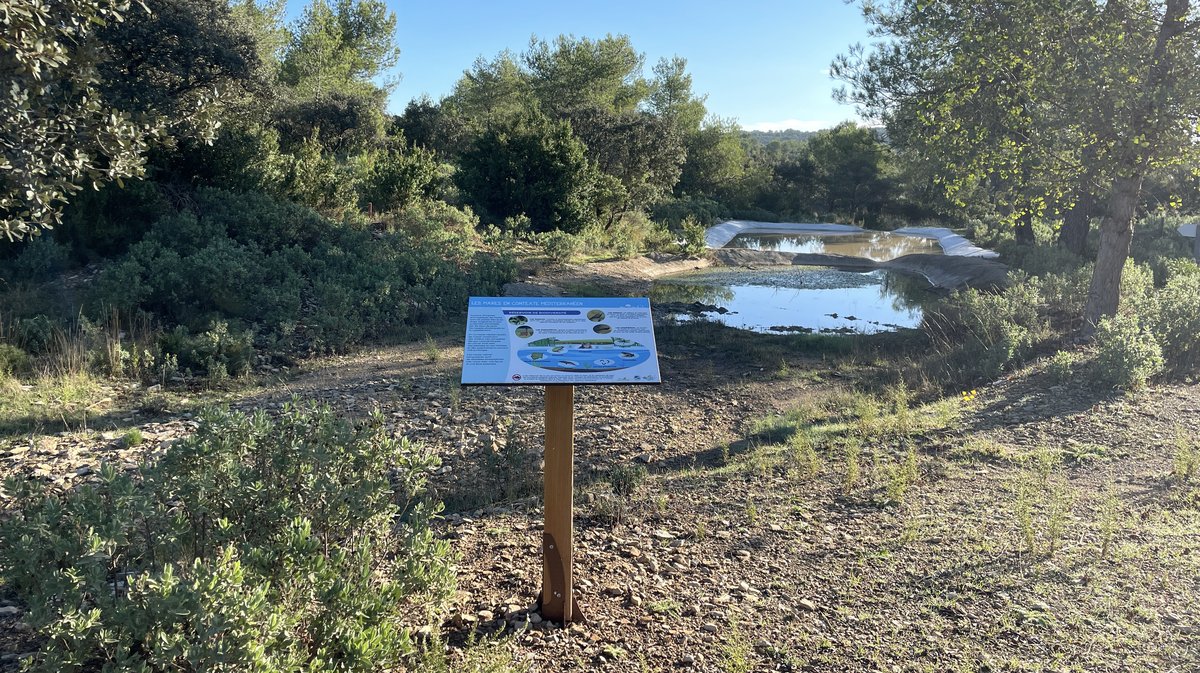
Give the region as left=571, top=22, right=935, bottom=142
left=725, top=232, right=942, bottom=261
left=651, top=267, right=936, bottom=334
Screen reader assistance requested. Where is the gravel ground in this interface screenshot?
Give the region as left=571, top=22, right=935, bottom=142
left=2, top=321, right=1198, bottom=672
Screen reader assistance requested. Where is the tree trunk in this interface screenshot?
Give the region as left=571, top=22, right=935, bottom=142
left=1057, top=195, right=1092, bottom=257
left=1081, top=0, right=1189, bottom=333
left=1194, top=222, right=1200, bottom=261
left=1083, top=174, right=1142, bottom=331
left=1014, top=212, right=1035, bottom=245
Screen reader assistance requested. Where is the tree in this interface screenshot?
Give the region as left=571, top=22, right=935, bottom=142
left=230, top=0, right=290, bottom=78
left=280, top=0, right=399, bottom=98
left=835, top=0, right=1200, bottom=328
left=456, top=113, right=595, bottom=233
left=676, top=117, right=747, bottom=198
left=565, top=105, right=684, bottom=222
left=99, top=0, right=262, bottom=135
left=648, top=56, right=707, bottom=137
left=442, top=52, right=535, bottom=134
left=806, top=123, right=893, bottom=220
left=524, top=35, right=648, bottom=116
left=1, top=0, right=262, bottom=242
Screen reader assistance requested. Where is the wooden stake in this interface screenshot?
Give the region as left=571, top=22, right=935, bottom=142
left=541, top=384, right=574, bottom=622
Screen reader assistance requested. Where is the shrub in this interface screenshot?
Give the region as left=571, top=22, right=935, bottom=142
left=0, top=342, right=31, bottom=376
left=540, top=230, right=582, bottom=264
left=362, top=146, right=439, bottom=213
left=1039, top=264, right=1092, bottom=320
left=388, top=199, right=480, bottom=262
left=678, top=215, right=709, bottom=256
left=923, top=274, right=1048, bottom=382
left=14, top=315, right=56, bottom=355
left=1092, top=313, right=1164, bottom=389
left=0, top=402, right=453, bottom=672
left=160, top=322, right=255, bottom=380
left=1044, top=350, right=1083, bottom=384
left=1145, top=259, right=1200, bottom=375
left=650, top=196, right=723, bottom=230
left=93, top=189, right=514, bottom=353
left=3, top=236, right=73, bottom=282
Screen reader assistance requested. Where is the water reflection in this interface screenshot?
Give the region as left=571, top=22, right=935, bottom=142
left=651, top=267, right=936, bottom=334
left=726, top=232, right=941, bottom=261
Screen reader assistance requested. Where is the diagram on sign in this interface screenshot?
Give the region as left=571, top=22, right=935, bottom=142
left=517, top=336, right=652, bottom=373
left=462, top=297, right=662, bottom=385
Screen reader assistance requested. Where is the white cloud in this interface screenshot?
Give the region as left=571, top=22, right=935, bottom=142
left=740, top=119, right=837, bottom=133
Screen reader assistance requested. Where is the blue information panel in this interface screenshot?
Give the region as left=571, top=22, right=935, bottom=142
left=461, top=297, right=662, bottom=385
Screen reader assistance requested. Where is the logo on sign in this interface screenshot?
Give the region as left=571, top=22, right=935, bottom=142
left=512, top=374, right=522, bottom=381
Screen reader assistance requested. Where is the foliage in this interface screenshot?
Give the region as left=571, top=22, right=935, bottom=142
left=1, top=0, right=157, bottom=240
left=92, top=189, right=513, bottom=353
left=0, top=402, right=454, bottom=672
left=280, top=0, right=399, bottom=98
left=1092, top=313, right=1164, bottom=390
left=274, top=90, right=387, bottom=155
left=1044, top=350, right=1084, bottom=384
left=678, top=216, right=709, bottom=256
left=3, top=236, right=73, bottom=282
left=0, top=343, right=32, bottom=377
left=362, top=144, right=440, bottom=213
left=540, top=230, right=582, bottom=264
left=834, top=0, right=1200, bottom=324
left=1144, top=259, right=1200, bottom=374
left=457, top=113, right=595, bottom=232
left=0, top=0, right=266, bottom=241
left=923, top=277, right=1049, bottom=382
left=160, top=322, right=255, bottom=380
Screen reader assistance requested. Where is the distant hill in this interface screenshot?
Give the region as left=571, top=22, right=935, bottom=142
left=741, top=129, right=820, bottom=146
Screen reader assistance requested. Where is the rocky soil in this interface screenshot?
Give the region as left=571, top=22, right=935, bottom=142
left=3, top=321, right=1198, bottom=672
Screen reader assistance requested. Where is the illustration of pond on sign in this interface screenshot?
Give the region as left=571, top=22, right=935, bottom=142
left=518, top=336, right=652, bottom=373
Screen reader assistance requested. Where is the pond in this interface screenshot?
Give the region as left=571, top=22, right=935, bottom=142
left=725, top=232, right=942, bottom=261
left=651, top=267, right=937, bottom=334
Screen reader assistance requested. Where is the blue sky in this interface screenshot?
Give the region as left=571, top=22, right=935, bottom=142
left=285, top=1, right=874, bottom=130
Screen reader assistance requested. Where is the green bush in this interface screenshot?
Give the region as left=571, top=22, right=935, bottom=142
left=3, top=236, right=73, bottom=282
left=0, top=342, right=32, bottom=376
left=160, top=322, right=255, bottom=381
left=362, top=146, right=439, bottom=213
left=1044, top=350, right=1083, bottom=384
left=1144, top=259, right=1200, bottom=375
left=1092, top=313, right=1164, bottom=389
left=650, top=196, right=724, bottom=230
left=0, top=403, right=454, bottom=672
left=93, top=189, right=514, bottom=353
left=540, top=230, right=582, bottom=264
left=1039, top=264, right=1092, bottom=320
left=923, top=274, right=1049, bottom=382
left=14, top=315, right=56, bottom=355
left=678, top=215, right=709, bottom=256
left=388, top=199, right=481, bottom=262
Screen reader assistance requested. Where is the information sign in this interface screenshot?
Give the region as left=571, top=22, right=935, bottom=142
left=461, top=296, right=662, bottom=385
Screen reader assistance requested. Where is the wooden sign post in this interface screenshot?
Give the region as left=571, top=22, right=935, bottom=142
left=541, top=384, right=574, bottom=622
left=461, top=297, right=661, bottom=624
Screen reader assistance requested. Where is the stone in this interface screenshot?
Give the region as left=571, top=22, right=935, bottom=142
left=700, top=622, right=719, bottom=634
left=0, top=606, right=20, bottom=617
left=477, top=609, right=494, bottom=621
left=798, top=599, right=818, bottom=612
